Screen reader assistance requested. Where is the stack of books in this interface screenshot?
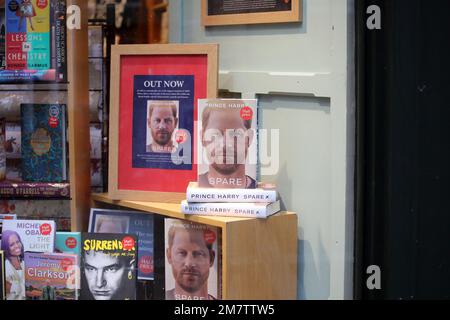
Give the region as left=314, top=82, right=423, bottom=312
left=181, top=182, right=281, bottom=218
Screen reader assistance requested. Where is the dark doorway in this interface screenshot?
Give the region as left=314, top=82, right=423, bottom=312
left=355, top=0, right=450, bottom=299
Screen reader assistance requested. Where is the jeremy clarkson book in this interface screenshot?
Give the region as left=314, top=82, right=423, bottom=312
left=198, top=99, right=258, bottom=189
left=2, top=219, right=55, bottom=253
left=186, top=181, right=277, bottom=203
left=181, top=200, right=281, bottom=219
left=24, top=252, right=79, bottom=300
left=80, top=233, right=137, bottom=300
left=21, top=104, right=67, bottom=182
left=165, top=219, right=220, bottom=300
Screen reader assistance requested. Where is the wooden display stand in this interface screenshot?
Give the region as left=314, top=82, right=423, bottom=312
left=68, top=0, right=92, bottom=231
left=91, top=193, right=298, bottom=300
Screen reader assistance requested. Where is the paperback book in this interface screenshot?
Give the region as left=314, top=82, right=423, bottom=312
left=1, top=219, right=55, bottom=253
left=80, top=233, right=137, bottom=300
left=0, top=181, right=70, bottom=198
left=0, top=213, right=17, bottom=241
left=0, top=118, right=5, bottom=181
left=165, top=218, right=221, bottom=300
left=0, top=250, right=4, bottom=300
left=0, top=68, right=56, bottom=83
left=181, top=200, right=281, bottom=219
left=0, top=5, right=5, bottom=70
left=55, top=232, right=81, bottom=255
left=186, top=181, right=277, bottom=203
left=5, top=0, right=51, bottom=70
left=88, top=209, right=154, bottom=281
left=21, top=103, right=67, bottom=182
left=198, top=99, right=258, bottom=189
left=24, top=252, right=79, bottom=300
left=52, top=0, right=66, bottom=82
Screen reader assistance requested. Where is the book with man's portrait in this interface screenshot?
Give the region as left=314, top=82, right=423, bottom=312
left=131, top=75, right=194, bottom=171
left=80, top=233, right=137, bottom=300
left=198, top=99, right=258, bottom=189
left=88, top=208, right=155, bottom=281
left=164, top=218, right=221, bottom=300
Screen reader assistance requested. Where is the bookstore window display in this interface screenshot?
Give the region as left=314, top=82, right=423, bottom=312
left=1, top=0, right=298, bottom=301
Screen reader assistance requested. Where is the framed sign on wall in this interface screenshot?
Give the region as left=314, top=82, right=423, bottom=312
left=109, top=44, right=219, bottom=202
left=201, top=0, right=302, bottom=26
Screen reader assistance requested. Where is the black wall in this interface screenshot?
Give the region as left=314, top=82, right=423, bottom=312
left=356, top=0, right=450, bottom=299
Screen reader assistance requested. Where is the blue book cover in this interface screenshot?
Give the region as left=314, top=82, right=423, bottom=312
left=132, top=75, right=194, bottom=170
left=88, top=208, right=154, bottom=281
left=55, top=232, right=81, bottom=256
left=21, top=104, right=66, bottom=182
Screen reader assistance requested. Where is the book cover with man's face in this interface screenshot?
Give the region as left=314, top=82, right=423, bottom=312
left=80, top=233, right=137, bottom=300
left=198, top=99, right=258, bottom=189
left=164, top=218, right=221, bottom=300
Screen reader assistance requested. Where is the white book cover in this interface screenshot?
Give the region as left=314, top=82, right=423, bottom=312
left=198, top=99, right=258, bottom=189
left=186, top=181, right=277, bottom=203
left=1, top=219, right=56, bottom=253
left=164, top=218, right=220, bottom=300
left=181, top=200, right=281, bottom=219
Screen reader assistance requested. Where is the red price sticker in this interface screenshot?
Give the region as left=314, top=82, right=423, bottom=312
left=36, top=0, right=48, bottom=9
left=48, top=116, right=58, bottom=128
left=240, top=106, right=253, bottom=121
left=138, top=256, right=154, bottom=275
left=61, top=258, right=73, bottom=271
left=204, top=230, right=216, bottom=245
left=122, top=236, right=135, bottom=251
left=175, top=129, right=188, bottom=144
left=65, top=237, right=77, bottom=249
left=40, top=223, right=52, bottom=236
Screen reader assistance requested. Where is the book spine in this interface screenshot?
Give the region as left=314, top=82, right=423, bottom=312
left=0, top=181, right=70, bottom=198
left=0, top=118, right=5, bottom=181
left=186, top=187, right=277, bottom=203
left=181, top=201, right=267, bottom=218
left=0, top=69, right=56, bottom=83
left=54, top=0, right=66, bottom=82
left=0, top=8, right=5, bottom=70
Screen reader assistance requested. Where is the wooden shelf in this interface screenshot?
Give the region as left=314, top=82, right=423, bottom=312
left=92, top=192, right=295, bottom=228
left=92, top=192, right=299, bottom=299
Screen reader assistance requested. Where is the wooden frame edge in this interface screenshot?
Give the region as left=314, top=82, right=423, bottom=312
left=201, top=0, right=302, bottom=26
left=108, top=44, right=219, bottom=202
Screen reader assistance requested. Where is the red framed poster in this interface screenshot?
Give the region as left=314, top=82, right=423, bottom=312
left=109, top=44, right=219, bottom=202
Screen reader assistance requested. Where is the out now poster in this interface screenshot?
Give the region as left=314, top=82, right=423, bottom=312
left=132, top=75, right=194, bottom=170
left=118, top=54, right=208, bottom=193
left=5, top=0, right=50, bottom=70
